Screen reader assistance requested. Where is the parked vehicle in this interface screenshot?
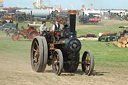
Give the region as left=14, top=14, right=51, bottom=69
left=46, top=10, right=68, bottom=24
left=12, top=24, right=40, bottom=41
left=98, top=26, right=128, bottom=42
left=0, top=23, right=16, bottom=31
left=79, top=12, right=101, bottom=25
left=98, top=32, right=117, bottom=42
left=78, top=34, right=97, bottom=38
left=1, top=13, right=15, bottom=21
left=119, top=26, right=128, bottom=37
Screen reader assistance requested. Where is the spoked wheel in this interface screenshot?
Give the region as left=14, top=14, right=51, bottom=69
left=31, top=36, right=48, bottom=72
left=98, top=36, right=102, bottom=41
left=17, top=16, right=25, bottom=23
left=63, top=53, right=79, bottom=73
left=29, top=31, right=40, bottom=41
left=52, top=49, right=63, bottom=76
left=82, top=50, right=94, bottom=76
left=93, top=22, right=97, bottom=25
left=12, top=34, right=20, bottom=41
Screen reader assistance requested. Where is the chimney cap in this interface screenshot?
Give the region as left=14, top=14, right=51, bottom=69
left=69, top=10, right=78, bottom=15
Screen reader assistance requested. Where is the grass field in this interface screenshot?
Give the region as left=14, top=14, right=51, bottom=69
left=0, top=20, right=128, bottom=85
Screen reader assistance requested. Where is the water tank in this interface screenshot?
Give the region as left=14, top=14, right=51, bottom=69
left=18, top=9, right=50, bottom=18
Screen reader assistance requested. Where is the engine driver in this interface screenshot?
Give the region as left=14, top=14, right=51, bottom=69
left=39, top=21, right=48, bottom=36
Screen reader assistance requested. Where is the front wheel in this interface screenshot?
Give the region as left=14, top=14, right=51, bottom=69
left=81, top=50, right=94, bottom=76
left=12, top=34, right=20, bottom=41
left=52, top=49, right=63, bottom=76
left=98, top=36, right=102, bottom=41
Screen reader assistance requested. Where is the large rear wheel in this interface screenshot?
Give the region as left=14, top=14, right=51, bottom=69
left=31, top=36, right=48, bottom=72
left=17, top=16, right=25, bottom=23
left=28, top=31, right=40, bottom=41
left=81, top=50, right=94, bottom=76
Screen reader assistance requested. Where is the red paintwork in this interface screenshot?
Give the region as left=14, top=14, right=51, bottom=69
left=28, top=27, right=36, bottom=33
left=50, top=31, right=60, bottom=34
left=89, top=18, right=101, bottom=21
left=2, top=18, right=15, bottom=21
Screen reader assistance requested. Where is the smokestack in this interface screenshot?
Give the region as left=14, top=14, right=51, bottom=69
left=69, top=10, right=78, bottom=38
left=31, top=11, right=33, bottom=24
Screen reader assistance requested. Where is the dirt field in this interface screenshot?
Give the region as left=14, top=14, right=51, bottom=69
left=0, top=20, right=128, bottom=85
left=0, top=54, right=128, bottom=85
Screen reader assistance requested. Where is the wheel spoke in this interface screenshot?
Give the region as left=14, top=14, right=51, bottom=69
left=87, top=60, right=90, bottom=65
left=33, top=48, right=37, bottom=52
left=85, top=66, right=88, bottom=73
left=34, top=62, right=38, bottom=67
left=35, top=40, right=39, bottom=48
left=86, top=54, right=90, bottom=65
left=54, top=54, right=59, bottom=64
left=56, top=64, right=59, bottom=71
left=86, top=54, right=89, bottom=60
left=84, top=58, right=90, bottom=73
left=54, top=60, right=57, bottom=64
left=33, top=57, right=37, bottom=62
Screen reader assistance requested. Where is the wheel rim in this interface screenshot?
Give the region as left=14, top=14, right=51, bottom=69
left=52, top=53, right=60, bottom=73
left=84, top=53, right=90, bottom=74
left=82, top=51, right=94, bottom=76
left=32, top=40, right=39, bottom=68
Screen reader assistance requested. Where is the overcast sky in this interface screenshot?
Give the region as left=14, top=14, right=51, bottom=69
left=3, top=0, right=128, bottom=9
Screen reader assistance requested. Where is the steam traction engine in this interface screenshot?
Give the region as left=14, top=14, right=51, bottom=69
left=12, top=24, right=40, bottom=41
left=31, top=10, right=94, bottom=76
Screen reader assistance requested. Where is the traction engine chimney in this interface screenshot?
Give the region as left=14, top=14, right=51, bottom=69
left=69, top=10, right=78, bottom=38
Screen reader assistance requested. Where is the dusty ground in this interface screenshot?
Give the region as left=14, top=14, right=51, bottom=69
left=0, top=20, right=128, bottom=85
left=0, top=53, right=128, bottom=85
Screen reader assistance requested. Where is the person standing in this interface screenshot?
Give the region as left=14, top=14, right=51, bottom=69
left=39, top=21, right=48, bottom=36
left=6, top=27, right=11, bottom=36
left=52, top=21, right=60, bottom=31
